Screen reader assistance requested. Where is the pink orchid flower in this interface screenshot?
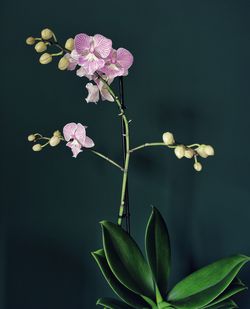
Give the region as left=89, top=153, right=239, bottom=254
left=72, top=33, right=112, bottom=75
left=63, top=123, right=94, bottom=158
left=100, top=48, right=134, bottom=79
left=85, top=79, right=114, bottom=104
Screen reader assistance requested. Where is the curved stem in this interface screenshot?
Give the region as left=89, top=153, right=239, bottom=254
left=91, top=150, right=124, bottom=171
left=98, top=75, right=131, bottom=227
left=130, top=142, right=176, bottom=153
left=118, top=117, right=130, bottom=226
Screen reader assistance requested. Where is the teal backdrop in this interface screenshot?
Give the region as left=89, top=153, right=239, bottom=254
left=1, top=0, right=250, bottom=308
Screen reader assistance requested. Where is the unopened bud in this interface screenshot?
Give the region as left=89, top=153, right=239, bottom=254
left=35, top=41, right=47, bottom=53
left=65, top=38, right=74, bottom=51
left=26, top=36, right=36, bottom=45
left=196, top=144, right=208, bottom=158
left=49, top=136, right=61, bottom=147
left=41, top=28, right=53, bottom=40
left=184, top=148, right=194, bottom=159
left=58, top=57, right=69, bottom=70
left=28, top=134, right=36, bottom=142
left=39, top=53, right=52, bottom=64
left=204, top=145, right=214, bottom=156
left=174, top=145, right=185, bottom=159
left=194, top=162, right=202, bottom=172
left=53, top=130, right=62, bottom=138
left=162, top=132, right=175, bottom=145
left=32, top=144, right=42, bottom=152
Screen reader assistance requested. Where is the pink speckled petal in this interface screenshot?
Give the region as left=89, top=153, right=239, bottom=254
left=82, top=58, right=105, bottom=75
left=93, top=34, right=112, bottom=58
left=100, top=64, right=124, bottom=79
left=75, top=123, right=86, bottom=146
left=83, top=136, right=95, bottom=148
left=74, top=33, right=91, bottom=53
left=63, top=123, right=77, bottom=141
left=117, top=48, right=134, bottom=70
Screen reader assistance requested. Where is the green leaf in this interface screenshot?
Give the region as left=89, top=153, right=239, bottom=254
left=145, top=207, right=171, bottom=296
left=202, top=299, right=238, bottom=308
left=92, top=249, right=149, bottom=308
left=167, top=255, right=249, bottom=309
left=97, top=297, right=135, bottom=309
left=203, top=277, right=247, bottom=307
left=101, top=221, right=154, bottom=299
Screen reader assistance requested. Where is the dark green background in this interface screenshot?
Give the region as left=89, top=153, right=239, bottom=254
left=1, top=0, right=250, bottom=308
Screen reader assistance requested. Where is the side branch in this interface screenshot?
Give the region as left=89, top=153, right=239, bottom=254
left=91, top=150, right=124, bottom=171
left=130, top=142, right=175, bottom=153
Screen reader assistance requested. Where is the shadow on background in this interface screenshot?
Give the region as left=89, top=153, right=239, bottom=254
left=1, top=0, right=250, bottom=308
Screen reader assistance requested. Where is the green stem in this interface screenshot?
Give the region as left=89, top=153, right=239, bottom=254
left=91, top=150, right=124, bottom=171
left=130, top=142, right=176, bottom=153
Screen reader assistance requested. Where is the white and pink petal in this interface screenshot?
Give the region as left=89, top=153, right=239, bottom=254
left=63, top=123, right=77, bottom=141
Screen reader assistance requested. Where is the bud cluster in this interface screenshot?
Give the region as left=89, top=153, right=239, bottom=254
left=162, top=132, right=214, bottom=172
left=26, top=28, right=73, bottom=70
left=28, top=130, right=63, bottom=152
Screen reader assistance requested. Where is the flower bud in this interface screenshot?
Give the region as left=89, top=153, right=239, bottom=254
left=196, top=144, right=208, bottom=158
left=35, top=41, right=47, bottom=53
left=194, top=162, right=202, bottom=172
left=32, top=144, right=42, bottom=152
left=204, top=145, right=214, bottom=156
left=39, top=53, right=52, bottom=64
left=162, top=132, right=175, bottom=145
left=53, top=130, right=62, bottom=138
left=28, top=134, right=36, bottom=142
left=26, top=36, right=36, bottom=45
left=58, top=57, right=69, bottom=70
left=184, top=148, right=194, bottom=159
left=65, top=38, right=74, bottom=51
left=41, top=28, right=53, bottom=40
left=49, top=136, right=61, bottom=147
left=174, top=145, right=185, bottom=159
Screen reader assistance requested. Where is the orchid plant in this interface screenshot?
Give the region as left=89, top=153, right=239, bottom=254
left=26, top=28, right=249, bottom=308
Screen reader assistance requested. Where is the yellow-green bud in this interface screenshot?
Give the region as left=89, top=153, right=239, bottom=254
left=174, top=145, right=185, bottom=159
left=39, top=53, right=52, bottom=64
left=53, top=130, right=62, bottom=138
left=26, top=36, right=36, bottom=45
left=35, top=41, right=47, bottom=53
left=28, top=134, right=36, bottom=142
left=184, top=148, right=194, bottom=159
left=204, top=145, right=214, bottom=156
left=162, top=132, right=175, bottom=145
left=194, top=162, right=202, bottom=172
left=32, top=144, right=42, bottom=152
left=49, top=136, right=61, bottom=147
left=65, top=38, right=74, bottom=51
left=58, top=57, right=69, bottom=70
left=41, top=28, right=53, bottom=40
left=196, top=144, right=208, bottom=158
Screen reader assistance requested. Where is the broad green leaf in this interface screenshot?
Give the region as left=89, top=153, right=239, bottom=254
left=202, top=277, right=247, bottom=307
left=92, top=249, right=148, bottom=308
left=101, top=221, right=154, bottom=299
left=97, top=297, right=135, bottom=309
left=168, top=255, right=249, bottom=309
left=202, top=299, right=238, bottom=308
left=145, top=207, right=171, bottom=296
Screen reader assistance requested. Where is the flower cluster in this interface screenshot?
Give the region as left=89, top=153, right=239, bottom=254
left=28, top=123, right=95, bottom=158
left=162, top=132, right=214, bottom=172
left=26, top=29, right=134, bottom=104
